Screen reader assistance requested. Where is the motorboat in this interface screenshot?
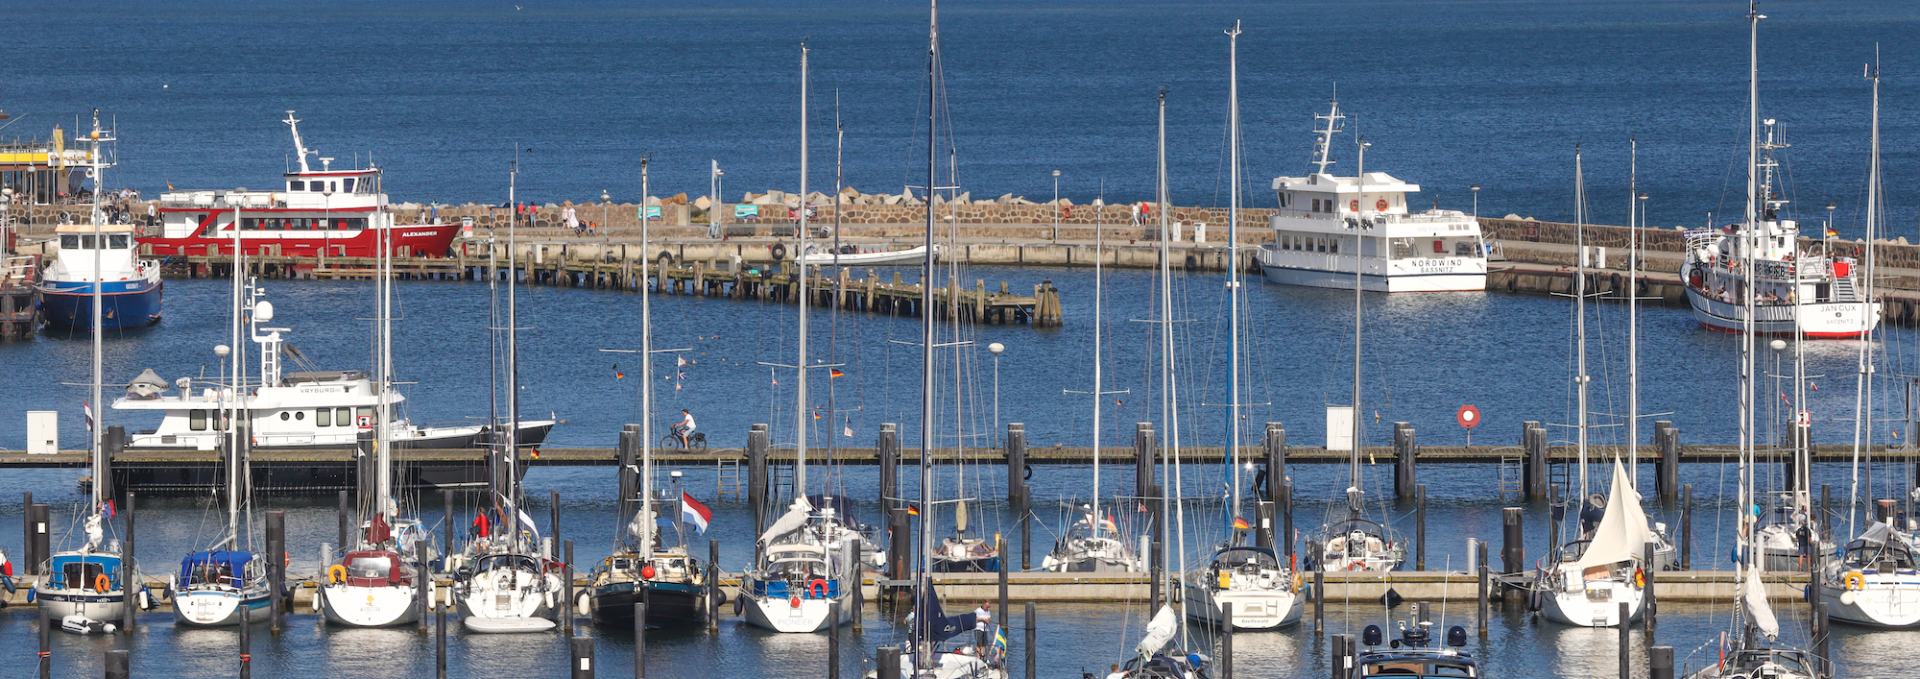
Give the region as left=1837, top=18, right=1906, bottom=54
left=1255, top=99, right=1485, bottom=293
left=1347, top=618, right=1477, bottom=679
left=142, top=111, right=460, bottom=259
left=36, top=114, right=161, bottom=331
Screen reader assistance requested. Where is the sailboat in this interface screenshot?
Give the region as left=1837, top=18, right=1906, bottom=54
left=882, top=4, right=1009, bottom=677
left=451, top=158, right=563, bottom=634
left=1534, top=148, right=1649, bottom=628
left=1813, top=56, right=1920, bottom=629
left=316, top=194, right=423, bottom=628
left=587, top=159, right=711, bottom=630
left=36, top=112, right=132, bottom=635
left=1684, top=6, right=1828, bottom=677
left=170, top=235, right=272, bottom=628
left=1182, top=22, right=1302, bottom=631
left=739, top=44, right=856, bottom=634
left=1309, top=134, right=1404, bottom=574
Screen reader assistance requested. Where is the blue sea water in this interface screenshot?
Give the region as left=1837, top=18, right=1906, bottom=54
left=7, top=1, right=1920, bottom=677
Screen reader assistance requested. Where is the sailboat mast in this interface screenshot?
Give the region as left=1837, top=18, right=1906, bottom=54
left=916, top=0, right=940, bottom=663
left=1575, top=146, right=1590, bottom=504
left=1850, top=57, right=1880, bottom=537
left=1156, top=89, right=1172, bottom=578
left=1628, top=139, right=1639, bottom=482
left=641, top=159, right=655, bottom=555
left=1090, top=180, right=1104, bottom=530
left=229, top=204, right=244, bottom=541
left=376, top=169, right=393, bottom=516
left=89, top=113, right=104, bottom=517
left=1351, top=139, right=1366, bottom=498
left=506, top=160, right=521, bottom=543
left=1226, top=20, right=1243, bottom=515
left=797, top=41, right=811, bottom=496
left=1739, top=2, right=1761, bottom=590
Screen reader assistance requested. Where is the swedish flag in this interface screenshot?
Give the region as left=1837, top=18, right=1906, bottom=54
left=988, top=624, right=1008, bottom=665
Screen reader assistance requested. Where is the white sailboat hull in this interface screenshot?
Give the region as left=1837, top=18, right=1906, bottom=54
left=318, top=583, right=420, bottom=627
left=1817, top=579, right=1920, bottom=628
left=35, top=587, right=127, bottom=629
left=172, top=587, right=272, bottom=627
left=742, top=592, right=842, bottom=633
left=1538, top=574, right=1645, bottom=627
left=1180, top=582, right=1302, bottom=630
left=455, top=568, right=560, bottom=632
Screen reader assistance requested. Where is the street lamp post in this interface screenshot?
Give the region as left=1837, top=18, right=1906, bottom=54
left=1470, top=184, right=1480, bottom=219
left=601, top=190, right=610, bottom=235
left=1051, top=170, right=1061, bottom=243
left=989, top=342, right=1005, bottom=444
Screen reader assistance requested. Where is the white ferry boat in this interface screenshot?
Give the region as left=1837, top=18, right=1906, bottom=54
left=1254, top=101, right=1486, bottom=293
left=140, top=111, right=460, bottom=260
left=1679, top=121, right=1878, bottom=339
left=111, top=287, right=552, bottom=457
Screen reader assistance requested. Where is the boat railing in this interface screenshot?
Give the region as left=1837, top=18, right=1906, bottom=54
left=3, top=255, right=35, bottom=283
left=1271, top=208, right=1339, bottom=221
left=1684, top=229, right=1721, bottom=252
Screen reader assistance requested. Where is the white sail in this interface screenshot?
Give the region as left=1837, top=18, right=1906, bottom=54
left=1743, top=567, right=1780, bottom=640
left=1576, top=458, right=1655, bottom=569
left=759, top=497, right=815, bottom=545
left=1135, top=604, right=1179, bottom=658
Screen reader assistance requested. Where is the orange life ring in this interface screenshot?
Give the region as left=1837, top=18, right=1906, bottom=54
left=808, top=578, right=828, bottom=598
left=1349, top=200, right=1359, bottom=212
left=328, top=564, right=347, bottom=584
left=1844, top=572, right=1866, bottom=591
left=1375, top=199, right=1389, bottom=211
left=1347, top=561, right=1366, bottom=571
left=93, top=573, right=111, bottom=593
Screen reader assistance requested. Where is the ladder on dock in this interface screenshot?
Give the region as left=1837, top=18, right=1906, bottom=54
left=1494, top=446, right=1525, bottom=500
left=716, top=454, right=744, bottom=501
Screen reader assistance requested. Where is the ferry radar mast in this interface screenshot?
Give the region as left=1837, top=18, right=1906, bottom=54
left=283, top=111, right=313, bottom=174
left=1311, top=92, right=1344, bottom=175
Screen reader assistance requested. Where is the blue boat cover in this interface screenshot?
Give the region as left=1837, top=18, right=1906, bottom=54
left=178, top=550, right=254, bottom=577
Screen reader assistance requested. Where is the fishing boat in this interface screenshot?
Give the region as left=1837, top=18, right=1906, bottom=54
left=740, top=53, right=858, bottom=631
left=1308, top=134, right=1405, bottom=573
left=316, top=216, right=423, bottom=628
left=36, top=114, right=162, bottom=332
left=140, top=111, right=460, bottom=259
left=1534, top=150, right=1648, bottom=629
left=171, top=234, right=272, bottom=628
left=878, top=5, right=1010, bottom=675
left=587, top=160, right=711, bottom=630
left=450, top=159, right=563, bottom=634
left=35, top=137, right=134, bottom=633
left=1684, top=8, right=1829, bottom=677
left=1254, top=99, right=1485, bottom=293
left=1183, top=25, right=1302, bottom=631
left=1347, top=617, right=1477, bottom=679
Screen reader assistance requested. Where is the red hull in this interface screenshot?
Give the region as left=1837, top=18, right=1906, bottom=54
left=140, top=224, right=461, bottom=259
left=1693, top=320, right=1871, bottom=340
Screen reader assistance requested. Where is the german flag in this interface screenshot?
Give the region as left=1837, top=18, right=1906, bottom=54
left=906, top=505, right=920, bottom=517
left=614, top=364, right=625, bottom=379
left=1232, top=516, right=1251, bottom=531
left=830, top=369, right=845, bottom=378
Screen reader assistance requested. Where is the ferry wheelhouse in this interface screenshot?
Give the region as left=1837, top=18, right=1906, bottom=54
left=139, top=112, right=459, bottom=259
left=1254, top=101, right=1486, bottom=293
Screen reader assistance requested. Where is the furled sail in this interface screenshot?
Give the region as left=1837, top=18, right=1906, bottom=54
left=1135, top=604, right=1179, bottom=659
left=758, top=496, right=815, bottom=545
left=1743, top=568, right=1780, bottom=640
left=1576, top=458, right=1656, bottom=569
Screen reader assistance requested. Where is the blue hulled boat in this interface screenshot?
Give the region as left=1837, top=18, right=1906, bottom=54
left=38, top=223, right=162, bottom=331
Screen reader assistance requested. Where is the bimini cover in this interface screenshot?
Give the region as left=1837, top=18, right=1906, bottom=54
left=126, top=369, right=169, bottom=398
left=1576, top=458, right=1655, bottom=569
left=759, top=496, right=815, bottom=545
left=179, top=550, right=254, bottom=577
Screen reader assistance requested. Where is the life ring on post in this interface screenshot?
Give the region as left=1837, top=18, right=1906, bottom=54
left=1376, top=199, right=1389, bottom=212
left=328, top=564, right=347, bottom=584
left=1844, top=571, right=1866, bottom=591
left=94, top=573, right=112, bottom=593
left=1349, top=200, right=1359, bottom=212
left=808, top=577, right=828, bottom=598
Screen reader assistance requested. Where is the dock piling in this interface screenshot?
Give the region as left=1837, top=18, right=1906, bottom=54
left=828, top=600, right=841, bottom=679
left=1312, top=542, right=1325, bottom=634
left=1680, top=485, right=1693, bottom=570
left=267, top=510, right=285, bottom=634
left=572, top=634, right=595, bottom=679
left=1523, top=421, right=1547, bottom=501
left=38, top=604, right=48, bottom=679
left=240, top=594, right=252, bottom=679
left=1255, top=501, right=1275, bottom=551
left=1024, top=601, right=1037, bottom=679
left=1149, top=541, right=1162, bottom=612
left=1643, top=542, right=1657, bottom=628
left=747, top=424, right=769, bottom=558
left=1331, top=634, right=1351, bottom=679
left=1394, top=423, right=1416, bottom=499
left=998, top=535, right=1009, bottom=626
left=1006, top=423, right=1026, bottom=505
left=550, top=489, right=562, bottom=556
left=1221, top=601, right=1234, bottom=679
left=1415, top=484, right=1427, bottom=570
left=1820, top=484, right=1832, bottom=542
left=1617, top=602, right=1629, bottom=679
left=1814, top=602, right=1831, bottom=675
left=105, top=649, right=130, bottom=679
left=28, top=502, right=48, bottom=577
left=634, top=601, right=647, bottom=679
left=20, top=491, right=31, bottom=575
left=847, top=537, right=863, bottom=631
left=1501, top=507, right=1524, bottom=575
left=1655, top=421, right=1678, bottom=500
left=1282, top=483, right=1295, bottom=561
left=1264, top=423, right=1287, bottom=502
left=562, top=539, right=574, bottom=635
left=123, top=492, right=136, bottom=633
left=1021, top=486, right=1032, bottom=570
left=708, top=539, right=721, bottom=630
left=888, top=507, right=911, bottom=606
left=443, top=493, right=455, bottom=574
left=1650, top=646, right=1674, bottom=679
left=436, top=585, right=448, bottom=678
left=1476, top=539, right=1490, bottom=636
left=878, top=424, right=899, bottom=515
left=337, top=490, right=350, bottom=554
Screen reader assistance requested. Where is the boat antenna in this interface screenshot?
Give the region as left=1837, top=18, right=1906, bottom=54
left=1311, top=88, right=1343, bottom=176
left=284, top=111, right=312, bottom=174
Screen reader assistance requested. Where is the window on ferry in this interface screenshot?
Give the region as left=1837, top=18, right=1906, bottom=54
left=343, top=178, right=355, bottom=192
left=1329, top=238, right=1339, bottom=254
left=295, top=411, right=304, bottom=420
left=1315, top=238, right=1326, bottom=253
left=60, top=235, right=79, bottom=249
left=79, top=235, right=97, bottom=249
left=279, top=411, right=290, bottom=421
left=110, top=234, right=130, bottom=249
left=1311, top=199, right=1322, bottom=213
left=316, top=408, right=332, bottom=427
left=289, top=181, right=305, bottom=191
left=190, top=409, right=207, bottom=431
left=1454, top=241, right=1476, bottom=257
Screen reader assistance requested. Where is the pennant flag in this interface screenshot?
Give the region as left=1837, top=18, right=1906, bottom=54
left=1232, top=516, right=1251, bottom=531
left=675, top=382, right=682, bottom=391
left=677, top=356, right=689, bottom=367
left=1780, top=391, right=1790, bottom=404
left=812, top=411, right=822, bottom=420
left=681, top=491, right=713, bottom=534
left=830, top=369, right=845, bottom=378
left=83, top=401, right=94, bottom=432
left=677, top=370, right=686, bottom=380
left=614, top=364, right=625, bottom=379
left=1810, top=383, right=1819, bottom=392
left=102, top=501, right=116, bottom=518
left=844, top=415, right=854, bottom=438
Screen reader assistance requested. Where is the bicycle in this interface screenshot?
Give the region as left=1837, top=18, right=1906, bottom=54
left=661, top=427, right=707, bottom=450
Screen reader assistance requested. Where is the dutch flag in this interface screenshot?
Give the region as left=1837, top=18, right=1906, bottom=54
left=681, top=491, right=712, bottom=535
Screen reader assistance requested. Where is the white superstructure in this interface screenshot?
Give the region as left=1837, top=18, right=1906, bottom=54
left=1255, top=101, right=1485, bottom=293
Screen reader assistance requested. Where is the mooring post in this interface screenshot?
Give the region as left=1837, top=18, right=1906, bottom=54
left=888, top=507, right=911, bottom=605
left=634, top=601, right=647, bottom=679
left=1331, top=634, right=1350, bottom=679
left=239, top=596, right=252, bottom=679
left=1149, top=540, right=1162, bottom=612
left=1024, top=601, right=1037, bottom=679
left=1254, top=501, right=1276, bottom=551
left=1264, top=424, right=1287, bottom=502
left=1643, top=542, right=1657, bottom=628
left=1476, top=539, right=1490, bottom=636
left=266, top=510, right=285, bottom=634
left=1134, top=422, right=1156, bottom=501
left=747, top=424, right=769, bottom=560
left=443, top=493, right=455, bottom=574
left=1523, top=421, right=1547, bottom=501
left=848, top=536, right=864, bottom=631
left=123, top=492, right=137, bottom=633
left=337, top=489, right=351, bottom=553
left=1415, top=484, right=1427, bottom=570
left=1221, top=601, right=1234, bottom=679
left=20, top=491, right=32, bottom=576
left=878, top=647, right=901, bottom=679
left=828, top=600, right=842, bottom=679
left=572, top=634, right=595, bottom=679
left=1021, top=486, right=1033, bottom=570
left=37, top=604, right=49, bottom=679
left=1312, top=542, right=1325, bottom=635
left=1006, top=423, right=1026, bottom=505
left=1502, top=507, right=1524, bottom=575
left=551, top=489, right=562, bottom=556
left=1680, top=484, right=1693, bottom=570
left=1618, top=602, right=1630, bottom=679
left=28, top=502, right=49, bottom=577
left=708, top=539, right=721, bottom=630
left=1547, top=485, right=1562, bottom=566
left=1394, top=423, right=1416, bottom=499
left=1820, top=484, right=1832, bottom=542
left=998, top=535, right=1009, bottom=629
left=1650, top=646, right=1674, bottom=679
left=105, top=649, right=130, bottom=679
left=1814, top=602, right=1831, bottom=675
left=436, top=587, right=448, bottom=679
left=1282, top=483, right=1295, bottom=562
left=879, top=423, right=899, bottom=515
left=1655, top=421, right=1679, bottom=500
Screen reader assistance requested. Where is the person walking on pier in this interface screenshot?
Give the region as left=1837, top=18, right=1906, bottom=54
left=675, top=409, right=697, bottom=449
left=563, top=202, right=579, bottom=233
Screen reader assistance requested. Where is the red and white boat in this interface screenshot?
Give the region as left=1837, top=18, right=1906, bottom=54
left=140, top=112, right=459, bottom=259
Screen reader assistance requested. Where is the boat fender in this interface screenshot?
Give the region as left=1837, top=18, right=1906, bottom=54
left=1839, top=589, right=1856, bottom=606
left=328, top=564, right=347, bottom=584
left=577, top=592, right=592, bottom=616
left=1843, top=571, right=1866, bottom=591
left=1292, top=571, right=1303, bottom=593
left=1347, top=561, right=1366, bottom=571
left=545, top=590, right=557, bottom=611
left=790, top=595, right=803, bottom=608
left=808, top=578, right=828, bottom=598
left=771, top=243, right=788, bottom=261
left=0, top=573, right=12, bottom=594
left=641, top=565, right=656, bottom=580
left=733, top=592, right=745, bottom=616
left=1632, top=568, right=1645, bottom=588
left=94, top=574, right=111, bottom=593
